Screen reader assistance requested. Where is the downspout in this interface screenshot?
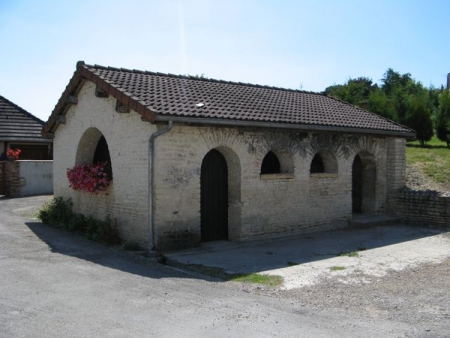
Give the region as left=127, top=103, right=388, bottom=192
left=148, top=121, right=173, bottom=251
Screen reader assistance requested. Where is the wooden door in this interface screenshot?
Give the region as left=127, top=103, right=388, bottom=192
left=201, top=149, right=228, bottom=241
left=352, top=155, right=363, bottom=213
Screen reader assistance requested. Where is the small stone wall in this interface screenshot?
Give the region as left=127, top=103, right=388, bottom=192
left=392, top=189, right=450, bottom=226
left=4, top=161, right=20, bottom=197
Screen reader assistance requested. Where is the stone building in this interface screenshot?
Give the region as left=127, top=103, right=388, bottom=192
left=43, top=61, right=415, bottom=250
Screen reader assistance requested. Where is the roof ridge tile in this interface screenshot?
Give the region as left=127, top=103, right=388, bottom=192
left=84, top=63, right=326, bottom=96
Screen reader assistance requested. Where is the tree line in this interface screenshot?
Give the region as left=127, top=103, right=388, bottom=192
left=323, top=68, right=450, bottom=147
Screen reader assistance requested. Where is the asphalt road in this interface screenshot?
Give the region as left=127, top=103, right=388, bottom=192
left=0, top=196, right=418, bottom=337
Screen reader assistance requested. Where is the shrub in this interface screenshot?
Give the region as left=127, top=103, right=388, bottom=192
left=37, top=197, right=73, bottom=227
left=38, top=197, right=121, bottom=245
left=67, top=213, right=87, bottom=233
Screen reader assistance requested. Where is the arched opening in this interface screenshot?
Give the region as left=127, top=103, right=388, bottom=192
left=310, top=154, right=325, bottom=173
left=93, top=136, right=113, bottom=180
left=310, top=150, right=338, bottom=174
left=352, top=152, right=376, bottom=213
left=94, top=136, right=111, bottom=163
left=260, top=151, right=281, bottom=174
left=352, top=155, right=363, bottom=213
left=75, top=127, right=113, bottom=179
left=76, top=128, right=102, bottom=165
left=201, top=149, right=229, bottom=241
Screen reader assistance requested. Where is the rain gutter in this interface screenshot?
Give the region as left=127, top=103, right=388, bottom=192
left=155, top=115, right=415, bottom=138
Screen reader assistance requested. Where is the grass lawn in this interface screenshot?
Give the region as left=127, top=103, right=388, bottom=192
left=406, top=136, right=450, bottom=185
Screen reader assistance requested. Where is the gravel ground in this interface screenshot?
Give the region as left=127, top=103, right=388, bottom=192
left=406, top=163, right=450, bottom=192
left=232, top=164, right=450, bottom=336
left=259, top=257, right=450, bottom=336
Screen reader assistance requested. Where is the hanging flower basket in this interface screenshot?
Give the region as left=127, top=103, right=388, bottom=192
left=6, top=148, right=21, bottom=161
left=67, top=162, right=112, bottom=194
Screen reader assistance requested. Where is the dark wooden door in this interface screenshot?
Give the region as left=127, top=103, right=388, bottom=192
left=201, top=149, right=228, bottom=241
left=352, top=155, right=363, bottom=213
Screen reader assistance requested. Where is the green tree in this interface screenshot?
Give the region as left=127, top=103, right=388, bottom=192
left=325, top=77, right=376, bottom=106
left=367, top=90, right=395, bottom=120
left=391, top=89, right=409, bottom=124
left=380, top=68, right=427, bottom=124
left=436, top=89, right=450, bottom=146
left=324, top=69, right=443, bottom=127
left=406, top=93, right=433, bottom=147
left=381, top=68, right=413, bottom=96
left=324, top=84, right=347, bottom=101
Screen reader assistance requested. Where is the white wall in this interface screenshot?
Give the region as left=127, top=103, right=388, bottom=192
left=53, top=81, right=157, bottom=245
left=18, top=160, right=53, bottom=196
left=152, top=125, right=400, bottom=250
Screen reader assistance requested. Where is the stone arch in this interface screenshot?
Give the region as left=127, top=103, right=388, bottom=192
left=273, top=149, right=294, bottom=174
left=200, top=146, right=241, bottom=241
left=75, top=127, right=113, bottom=177
left=260, top=148, right=295, bottom=175
left=352, top=151, right=377, bottom=213
left=261, top=151, right=280, bottom=174
left=76, top=127, right=102, bottom=165
left=310, top=150, right=338, bottom=174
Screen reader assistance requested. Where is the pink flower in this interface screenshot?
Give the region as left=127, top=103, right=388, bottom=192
left=67, top=162, right=112, bottom=194
left=6, top=148, right=21, bottom=160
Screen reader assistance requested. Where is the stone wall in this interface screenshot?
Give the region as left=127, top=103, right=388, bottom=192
left=153, top=125, right=404, bottom=249
left=391, top=189, right=450, bottom=226
left=53, top=81, right=157, bottom=246
left=3, top=161, right=20, bottom=197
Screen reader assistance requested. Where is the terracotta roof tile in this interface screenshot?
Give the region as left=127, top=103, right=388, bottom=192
left=44, top=62, right=415, bottom=137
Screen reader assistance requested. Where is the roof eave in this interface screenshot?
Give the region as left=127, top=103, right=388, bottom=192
left=42, top=61, right=158, bottom=138
left=154, top=115, right=416, bottom=138
left=0, top=137, right=53, bottom=143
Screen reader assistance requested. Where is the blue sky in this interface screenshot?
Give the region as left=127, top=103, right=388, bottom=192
left=0, top=0, right=449, bottom=121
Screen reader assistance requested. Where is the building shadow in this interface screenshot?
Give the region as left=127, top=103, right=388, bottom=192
left=24, top=221, right=215, bottom=282
left=163, top=223, right=449, bottom=275
left=25, top=219, right=449, bottom=280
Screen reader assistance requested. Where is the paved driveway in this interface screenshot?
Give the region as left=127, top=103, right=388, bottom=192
left=0, top=196, right=446, bottom=337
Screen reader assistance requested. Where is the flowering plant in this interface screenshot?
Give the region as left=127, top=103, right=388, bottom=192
left=66, top=162, right=112, bottom=194
left=6, top=148, right=21, bottom=160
